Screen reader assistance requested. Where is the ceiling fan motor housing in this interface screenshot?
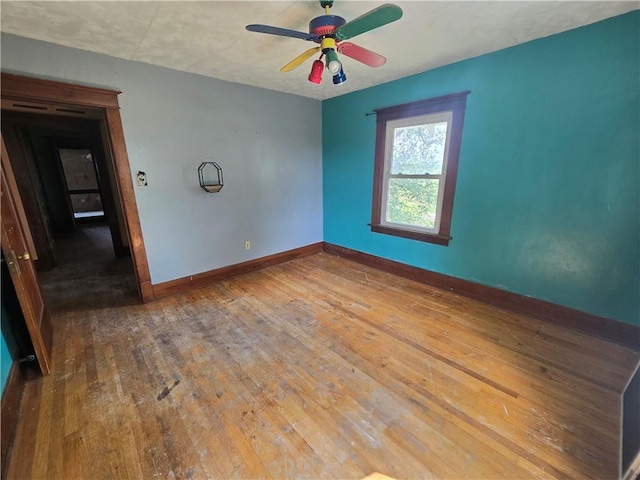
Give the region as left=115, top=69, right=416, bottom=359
left=309, top=15, right=346, bottom=38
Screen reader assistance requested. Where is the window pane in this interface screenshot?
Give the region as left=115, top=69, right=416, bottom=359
left=391, top=122, right=448, bottom=175
left=59, top=149, right=99, bottom=190
left=386, top=178, right=440, bottom=229
left=69, top=193, right=103, bottom=216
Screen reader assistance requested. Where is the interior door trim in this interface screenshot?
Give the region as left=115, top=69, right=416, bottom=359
left=1, top=73, right=153, bottom=302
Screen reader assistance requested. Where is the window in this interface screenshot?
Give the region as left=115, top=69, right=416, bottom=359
left=371, top=91, right=470, bottom=246
left=58, top=148, right=105, bottom=220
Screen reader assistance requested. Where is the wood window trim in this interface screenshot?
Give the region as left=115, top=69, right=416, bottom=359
left=1, top=73, right=153, bottom=301
left=371, top=91, right=470, bottom=246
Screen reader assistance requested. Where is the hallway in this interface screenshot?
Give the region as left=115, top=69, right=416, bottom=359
left=39, top=224, right=138, bottom=314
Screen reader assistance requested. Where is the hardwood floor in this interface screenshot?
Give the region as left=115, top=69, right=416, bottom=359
left=5, top=226, right=639, bottom=479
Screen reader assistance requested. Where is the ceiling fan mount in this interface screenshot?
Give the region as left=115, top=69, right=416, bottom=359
left=309, top=14, right=346, bottom=38
left=246, top=0, right=403, bottom=86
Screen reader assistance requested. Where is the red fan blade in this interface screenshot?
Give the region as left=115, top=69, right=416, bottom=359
left=337, top=42, right=386, bottom=67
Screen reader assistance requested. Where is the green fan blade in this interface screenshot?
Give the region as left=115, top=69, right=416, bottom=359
left=335, top=4, right=403, bottom=41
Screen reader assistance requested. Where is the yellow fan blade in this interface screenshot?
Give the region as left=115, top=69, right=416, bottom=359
left=280, top=47, right=321, bottom=72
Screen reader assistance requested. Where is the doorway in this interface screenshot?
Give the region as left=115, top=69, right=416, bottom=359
left=2, top=110, right=138, bottom=312
left=1, top=73, right=153, bottom=375
left=2, top=111, right=131, bottom=267
left=1, top=73, right=152, bottom=299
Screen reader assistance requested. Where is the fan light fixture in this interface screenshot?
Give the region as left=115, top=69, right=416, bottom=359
left=246, top=0, right=403, bottom=86
left=308, top=59, right=324, bottom=84
left=324, top=48, right=342, bottom=75
left=332, top=67, right=347, bottom=85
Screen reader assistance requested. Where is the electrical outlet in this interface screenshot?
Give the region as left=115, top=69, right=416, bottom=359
left=245, top=241, right=251, bottom=250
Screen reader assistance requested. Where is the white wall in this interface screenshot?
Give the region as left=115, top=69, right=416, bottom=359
left=1, top=33, right=323, bottom=284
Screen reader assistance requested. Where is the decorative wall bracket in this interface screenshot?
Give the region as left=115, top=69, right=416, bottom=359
left=198, top=161, right=223, bottom=193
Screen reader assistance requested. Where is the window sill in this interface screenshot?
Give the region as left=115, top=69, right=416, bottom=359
left=370, top=224, right=451, bottom=246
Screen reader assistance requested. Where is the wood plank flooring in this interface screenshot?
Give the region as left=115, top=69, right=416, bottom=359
left=5, top=225, right=639, bottom=479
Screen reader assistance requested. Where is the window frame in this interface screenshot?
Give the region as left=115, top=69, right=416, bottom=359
left=371, top=91, right=470, bottom=246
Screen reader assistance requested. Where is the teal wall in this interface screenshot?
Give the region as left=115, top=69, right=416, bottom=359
left=323, top=11, right=639, bottom=326
left=1, top=283, right=19, bottom=395
left=1, top=332, right=11, bottom=395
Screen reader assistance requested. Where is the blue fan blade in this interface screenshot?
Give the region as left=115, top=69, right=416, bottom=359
left=246, top=24, right=317, bottom=42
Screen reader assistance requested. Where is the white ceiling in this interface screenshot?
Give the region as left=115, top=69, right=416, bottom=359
left=1, top=1, right=638, bottom=100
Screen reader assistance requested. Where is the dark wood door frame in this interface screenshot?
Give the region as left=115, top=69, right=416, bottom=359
left=1, top=73, right=153, bottom=302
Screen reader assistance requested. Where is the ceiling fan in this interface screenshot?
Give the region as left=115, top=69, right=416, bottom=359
left=246, top=0, right=403, bottom=85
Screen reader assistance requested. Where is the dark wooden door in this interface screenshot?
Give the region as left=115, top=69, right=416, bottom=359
left=1, top=111, right=57, bottom=271
left=1, top=135, right=52, bottom=374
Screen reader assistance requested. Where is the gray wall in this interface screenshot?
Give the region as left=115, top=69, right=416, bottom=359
left=1, top=33, right=323, bottom=284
